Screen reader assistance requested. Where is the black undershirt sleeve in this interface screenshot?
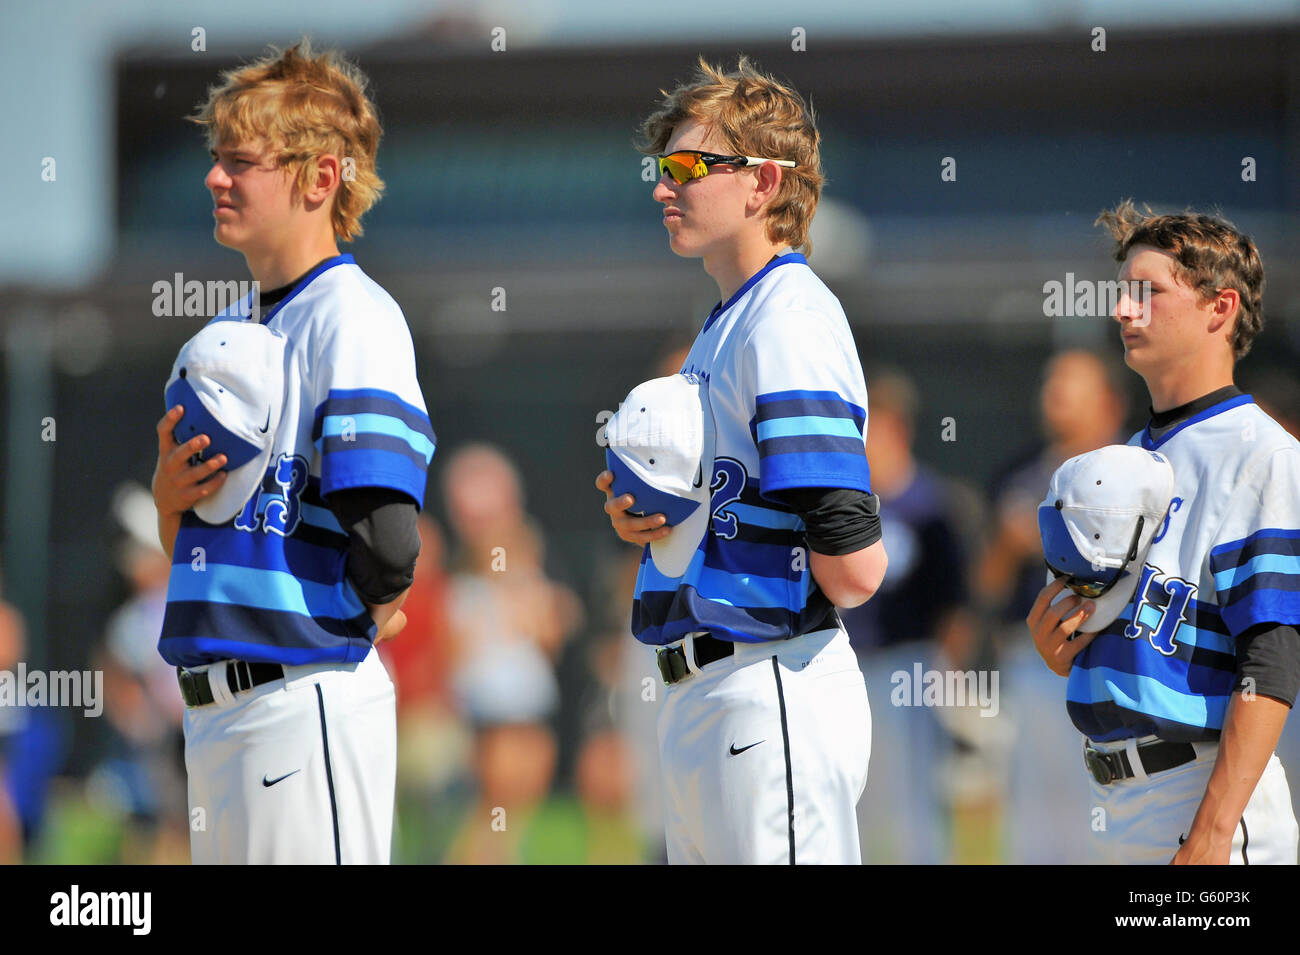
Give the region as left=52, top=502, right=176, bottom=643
left=1234, top=622, right=1300, bottom=707
left=776, top=487, right=883, bottom=556
left=327, top=487, right=421, bottom=605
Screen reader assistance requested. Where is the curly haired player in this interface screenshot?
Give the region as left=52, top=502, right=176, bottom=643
left=597, top=57, right=886, bottom=864
left=151, top=40, right=435, bottom=864
left=1028, top=201, right=1300, bottom=864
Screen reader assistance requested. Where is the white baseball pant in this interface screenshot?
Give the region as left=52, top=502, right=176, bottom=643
left=1086, top=734, right=1298, bottom=864
left=183, top=646, right=396, bottom=864
left=657, top=625, right=871, bottom=864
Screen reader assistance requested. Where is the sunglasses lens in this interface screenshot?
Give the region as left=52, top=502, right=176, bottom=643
left=660, top=153, right=704, bottom=184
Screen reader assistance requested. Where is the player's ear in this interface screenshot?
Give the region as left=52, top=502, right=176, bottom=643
left=1207, top=288, right=1239, bottom=335
left=747, top=161, right=784, bottom=213
left=303, top=154, right=342, bottom=205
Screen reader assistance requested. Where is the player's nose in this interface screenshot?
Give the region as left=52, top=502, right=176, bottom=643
left=652, top=174, right=676, bottom=202
left=1113, top=282, right=1140, bottom=323
left=205, top=161, right=231, bottom=191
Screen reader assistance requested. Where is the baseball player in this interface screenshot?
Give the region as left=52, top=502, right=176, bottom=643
left=595, top=57, right=887, bottom=864
left=1027, top=200, right=1300, bottom=864
left=150, top=40, right=435, bottom=864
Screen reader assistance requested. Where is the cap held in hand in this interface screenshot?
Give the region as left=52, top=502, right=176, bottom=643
left=164, top=320, right=287, bottom=525
left=1038, top=444, right=1176, bottom=634
left=604, top=373, right=715, bottom=578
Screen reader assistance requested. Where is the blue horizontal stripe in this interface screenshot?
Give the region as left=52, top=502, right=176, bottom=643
left=1066, top=698, right=1215, bottom=744
left=632, top=584, right=834, bottom=646
left=317, top=432, right=430, bottom=469
left=319, top=412, right=436, bottom=461
left=167, top=561, right=365, bottom=619
left=726, top=501, right=802, bottom=531
left=312, top=388, right=433, bottom=441
left=1221, top=588, right=1300, bottom=634
left=158, top=602, right=374, bottom=667
left=1077, top=634, right=1236, bottom=692
left=320, top=449, right=429, bottom=506
left=756, top=415, right=863, bottom=442
left=298, top=501, right=343, bottom=534
left=760, top=451, right=871, bottom=493
left=759, top=434, right=865, bottom=457
left=1214, top=553, right=1300, bottom=592
left=171, top=527, right=346, bottom=586
left=755, top=389, right=865, bottom=422
left=1210, top=527, right=1300, bottom=569
left=1066, top=665, right=1228, bottom=730
left=640, top=560, right=796, bottom=611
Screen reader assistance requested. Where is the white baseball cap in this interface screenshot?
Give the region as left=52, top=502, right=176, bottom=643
left=164, top=320, right=287, bottom=525
left=604, top=373, right=715, bottom=578
left=1038, top=444, right=1175, bottom=633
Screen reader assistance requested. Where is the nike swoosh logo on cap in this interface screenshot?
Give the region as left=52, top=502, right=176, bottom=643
left=259, top=407, right=271, bottom=434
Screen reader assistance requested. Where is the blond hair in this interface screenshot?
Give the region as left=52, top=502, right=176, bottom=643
left=639, top=56, right=824, bottom=255
left=1096, top=199, right=1265, bottom=360
left=190, top=38, right=384, bottom=242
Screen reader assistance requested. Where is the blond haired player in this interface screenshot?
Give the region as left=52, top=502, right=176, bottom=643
left=596, top=57, right=886, bottom=864
left=151, top=40, right=435, bottom=864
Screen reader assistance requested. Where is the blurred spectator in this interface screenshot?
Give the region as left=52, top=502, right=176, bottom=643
left=0, top=568, right=64, bottom=860
left=982, top=349, right=1128, bottom=864
left=978, top=349, right=1129, bottom=628
left=376, top=514, right=473, bottom=861
left=846, top=367, right=986, bottom=863
left=440, top=444, right=582, bottom=863
left=87, top=482, right=188, bottom=863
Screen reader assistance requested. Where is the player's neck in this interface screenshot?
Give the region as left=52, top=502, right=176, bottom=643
left=1141, top=356, right=1235, bottom=414
left=704, top=237, right=789, bottom=303
left=243, top=234, right=342, bottom=291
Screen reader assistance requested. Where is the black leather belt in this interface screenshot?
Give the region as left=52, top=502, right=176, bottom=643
left=176, top=661, right=285, bottom=707
left=656, top=633, right=734, bottom=686
left=1084, top=739, right=1199, bottom=785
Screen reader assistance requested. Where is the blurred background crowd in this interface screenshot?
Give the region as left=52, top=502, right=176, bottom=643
left=3, top=1, right=1300, bottom=864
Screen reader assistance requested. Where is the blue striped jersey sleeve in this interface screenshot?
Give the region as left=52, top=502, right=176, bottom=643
left=752, top=390, right=870, bottom=494
left=742, top=307, right=871, bottom=498
left=1208, top=449, right=1300, bottom=635
left=314, top=388, right=435, bottom=506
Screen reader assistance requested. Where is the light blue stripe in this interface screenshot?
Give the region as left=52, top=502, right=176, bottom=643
left=168, top=563, right=364, bottom=617
left=318, top=413, right=436, bottom=458
left=299, top=501, right=343, bottom=533
left=1175, top=625, right=1234, bottom=654
left=1213, top=553, right=1300, bottom=591
left=1067, top=665, right=1223, bottom=727
left=728, top=502, right=801, bottom=530
left=756, top=415, right=862, bottom=441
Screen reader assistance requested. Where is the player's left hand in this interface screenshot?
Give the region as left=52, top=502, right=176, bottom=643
left=374, top=609, right=407, bottom=644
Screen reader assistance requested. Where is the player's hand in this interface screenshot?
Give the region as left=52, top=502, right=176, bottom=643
left=1025, top=578, right=1097, bottom=677
left=152, top=405, right=228, bottom=517
left=595, top=470, right=671, bottom=546
left=374, top=609, right=407, bottom=644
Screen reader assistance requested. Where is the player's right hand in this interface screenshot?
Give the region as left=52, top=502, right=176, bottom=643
left=152, top=404, right=229, bottom=516
left=595, top=470, right=671, bottom=546
left=1025, top=578, right=1096, bottom=677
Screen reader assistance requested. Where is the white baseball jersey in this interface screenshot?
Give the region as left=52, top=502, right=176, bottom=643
left=635, top=252, right=873, bottom=864
left=633, top=252, right=873, bottom=646
left=1068, top=394, right=1300, bottom=864
left=1068, top=396, right=1300, bottom=741
left=160, top=253, right=436, bottom=667
left=161, top=253, right=434, bottom=864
